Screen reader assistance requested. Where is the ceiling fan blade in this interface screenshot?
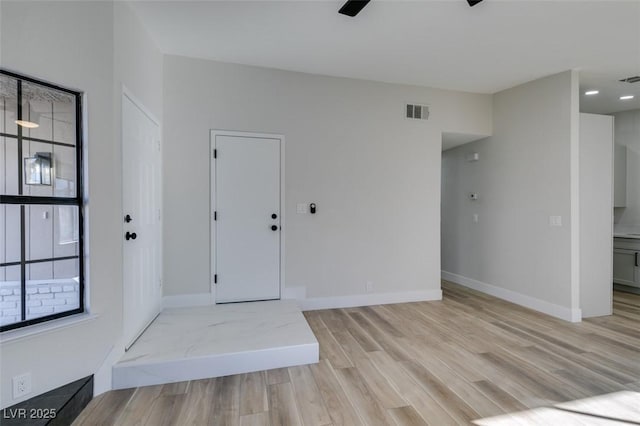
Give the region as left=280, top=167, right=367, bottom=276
left=339, top=0, right=371, bottom=17
left=467, top=0, right=484, bottom=6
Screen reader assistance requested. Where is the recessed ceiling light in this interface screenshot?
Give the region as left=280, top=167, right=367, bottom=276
left=620, top=95, right=635, bottom=100
left=584, top=90, right=599, bottom=95
left=15, top=120, right=39, bottom=128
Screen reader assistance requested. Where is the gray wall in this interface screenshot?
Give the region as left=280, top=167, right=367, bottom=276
left=162, top=55, right=492, bottom=300
left=441, top=71, right=580, bottom=320
left=579, top=113, right=613, bottom=318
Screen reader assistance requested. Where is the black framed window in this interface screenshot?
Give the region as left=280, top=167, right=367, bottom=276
left=0, top=70, right=84, bottom=332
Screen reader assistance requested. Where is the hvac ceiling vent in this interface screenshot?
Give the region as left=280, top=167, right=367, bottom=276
left=406, top=104, right=430, bottom=121
left=619, top=76, right=640, bottom=84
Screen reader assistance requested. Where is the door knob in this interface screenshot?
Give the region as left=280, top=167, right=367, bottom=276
left=271, top=213, right=278, bottom=219
left=124, top=214, right=132, bottom=223
left=271, top=225, right=278, bottom=231
left=125, top=231, right=137, bottom=240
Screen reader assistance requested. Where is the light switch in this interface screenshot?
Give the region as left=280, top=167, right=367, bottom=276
left=473, top=214, right=479, bottom=223
left=296, top=203, right=307, bottom=214
left=549, top=216, right=562, bottom=227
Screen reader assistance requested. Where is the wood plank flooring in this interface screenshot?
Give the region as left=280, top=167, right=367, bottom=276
left=73, top=282, right=640, bottom=425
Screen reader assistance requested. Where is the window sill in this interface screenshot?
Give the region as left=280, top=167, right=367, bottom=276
left=0, top=313, right=99, bottom=344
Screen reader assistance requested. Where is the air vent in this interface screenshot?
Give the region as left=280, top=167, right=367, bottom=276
left=406, top=104, right=430, bottom=120
left=619, top=76, right=640, bottom=84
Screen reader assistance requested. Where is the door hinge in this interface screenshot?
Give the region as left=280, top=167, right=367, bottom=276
left=213, top=149, right=217, bottom=159
left=214, top=211, right=217, bottom=221
left=214, top=274, right=218, bottom=284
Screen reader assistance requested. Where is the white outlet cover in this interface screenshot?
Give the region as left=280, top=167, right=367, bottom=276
left=549, top=216, right=563, bottom=227
left=12, top=373, right=31, bottom=398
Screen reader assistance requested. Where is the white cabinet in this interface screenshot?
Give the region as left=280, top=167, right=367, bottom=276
left=613, top=239, right=640, bottom=288
left=614, top=144, right=627, bottom=207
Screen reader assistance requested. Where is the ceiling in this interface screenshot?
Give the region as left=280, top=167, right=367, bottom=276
left=580, top=72, right=640, bottom=115
left=130, top=0, right=640, bottom=95
left=442, top=132, right=488, bottom=151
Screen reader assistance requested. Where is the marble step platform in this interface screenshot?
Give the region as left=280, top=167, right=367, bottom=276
left=112, top=299, right=318, bottom=389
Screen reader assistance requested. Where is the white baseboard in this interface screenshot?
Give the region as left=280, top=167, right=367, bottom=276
left=299, top=289, right=442, bottom=311
left=163, top=288, right=441, bottom=312
left=163, top=292, right=214, bottom=309
left=282, top=286, right=306, bottom=301
left=441, top=270, right=582, bottom=322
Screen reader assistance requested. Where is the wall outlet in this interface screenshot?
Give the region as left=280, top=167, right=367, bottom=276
left=365, top=281, right=373, bottom=293
left=12, top=373, right=31, bottom=398
left=466, top=152, right=480, bottom=162
left=549, top=215, right=563, bottom=227
left=473, top=214, right=479, bottom=223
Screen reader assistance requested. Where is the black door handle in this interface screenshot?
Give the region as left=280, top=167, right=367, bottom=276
left=125, top=231, right=137, bottom=240
left=271, top=225, right=278, bottom=231
left=636, top=252, right=639, bottom=267
left=124, top=214, right=132, bottom=223
left=272, top=213, right=278, bottom=219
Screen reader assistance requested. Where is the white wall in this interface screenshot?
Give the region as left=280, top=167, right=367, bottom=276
left=163, top=55, right=492, bottom=304
left=98, top=0, right=164, bottom=395
left=0, top=1, right=116, bottom=408
left=579, top=113, right=613, bottom=318
left=0, top=0, right=163, bottom=407
left=114, top=2, right=164, bottom=122
left=613, top=109, right=640, bottom=232
left=441, top=71, right=582, bottom=321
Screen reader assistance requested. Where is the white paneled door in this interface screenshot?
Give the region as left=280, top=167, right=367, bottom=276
left=212, top=133, right=282, bottom=303
left=123, top=93, right=162, bottom=350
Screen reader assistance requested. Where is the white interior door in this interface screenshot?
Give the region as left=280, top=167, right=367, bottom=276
left=123, top=93, right=162, bottom=349
left=213, top=133, right=281, bottom=303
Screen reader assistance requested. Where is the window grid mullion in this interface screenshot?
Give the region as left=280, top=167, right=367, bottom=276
left=0, top=133, right=77, bottom=149
left=17, top=80, right=26, bottom=322
left=0, top=196, right=81, bottom=206
left=0, top=255, right=80, bottom=269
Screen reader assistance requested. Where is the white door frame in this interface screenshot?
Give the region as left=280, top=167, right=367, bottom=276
left=209, top=130, right=285, bottom=303
left=122, top=85, right=163, bottom=349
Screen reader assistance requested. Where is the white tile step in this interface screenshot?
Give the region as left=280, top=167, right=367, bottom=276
left=112, top=299, right=318, bottom=389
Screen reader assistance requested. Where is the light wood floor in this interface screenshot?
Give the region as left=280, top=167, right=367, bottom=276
left=73, top=282, right=640, bottom=425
